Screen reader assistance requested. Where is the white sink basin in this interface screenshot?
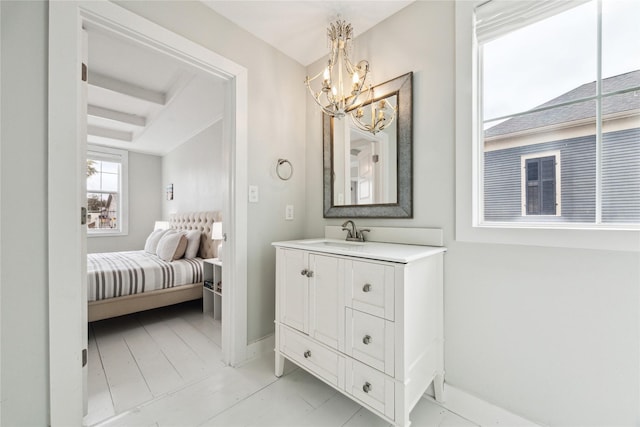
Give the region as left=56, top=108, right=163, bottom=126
left=303, top=239, right=365, bottom=249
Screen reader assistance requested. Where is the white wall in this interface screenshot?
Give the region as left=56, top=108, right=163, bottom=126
left=87, top=151, right=162, bottom=253
left=0, top=1, right=49, bottom=424
left=304, top=2, right=639, bottom=425
left=116, top=1, right=307, bottom=343
left=161, top=121, right=224, bottom=219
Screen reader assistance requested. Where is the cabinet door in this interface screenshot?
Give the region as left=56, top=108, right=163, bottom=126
left=278, top=249, right=308, bottom=333
left=347, top=260, right=395, bottom=321
left=308, top=254, right=344, bottom=351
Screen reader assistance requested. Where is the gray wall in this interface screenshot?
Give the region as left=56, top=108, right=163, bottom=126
left=116, top=1, right=308, bottom=343
left=1, top=0, right=306, bottom=422
left=1, top=1, right=49, bottom=424
left=161, top=121, right=224, bottom=219
left=87, top=151, right=163, bottom=253
left=304, top=2, right=639, bottom=425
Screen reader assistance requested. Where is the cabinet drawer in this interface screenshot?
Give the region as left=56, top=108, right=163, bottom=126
left=347, top=260, right=395, bottom=320
left=345, top=308, right=395, bottom=376
left=279, top=325, right=344, bottom=389
left=346, top=358, right=395, bottom=420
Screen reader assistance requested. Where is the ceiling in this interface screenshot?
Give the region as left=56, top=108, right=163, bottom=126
left=86, top=1, right=411, bottom=155
left=86, top=27, right=225, bottom=156
left=203, top=1, right=414, bottom=66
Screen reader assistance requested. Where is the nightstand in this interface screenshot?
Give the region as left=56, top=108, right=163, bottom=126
left=203, top=258, right=222, bottom=320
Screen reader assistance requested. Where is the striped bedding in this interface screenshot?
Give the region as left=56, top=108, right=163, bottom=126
left=87, top=250, right=204, bottom=302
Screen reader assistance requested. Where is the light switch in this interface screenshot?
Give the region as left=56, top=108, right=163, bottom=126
left=249, top=185, right=259, bottom=203
left=285, top=205, right=294, bottom=220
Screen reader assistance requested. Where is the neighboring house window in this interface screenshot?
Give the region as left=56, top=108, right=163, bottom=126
left=522, top=153, right=560, bottom=216
left=476, top=0, right=640, bottom=226
left=87, top=145, right=128, bottom=236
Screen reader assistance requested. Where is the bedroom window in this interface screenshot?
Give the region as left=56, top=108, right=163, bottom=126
left=87, top=145, right=128, bottom=236
left=477, top=0, right=640, bottom=226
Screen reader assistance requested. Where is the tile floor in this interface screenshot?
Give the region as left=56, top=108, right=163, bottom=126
left=84, top=301, right=477, bottom=427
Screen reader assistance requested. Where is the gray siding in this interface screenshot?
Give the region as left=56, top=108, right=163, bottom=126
left=484, top=128, right=639, bottom=223
left=602, top=128, right=640, bottom=223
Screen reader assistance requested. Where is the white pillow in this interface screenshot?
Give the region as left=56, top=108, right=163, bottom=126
left=183, top=230, right=202, bottom=259
left=156, top=232, right=188, bottom=262
left=144, top=229, right=171, bottom=254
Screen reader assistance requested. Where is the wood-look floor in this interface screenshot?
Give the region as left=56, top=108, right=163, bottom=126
left=84, top=301, right=477, bottom=427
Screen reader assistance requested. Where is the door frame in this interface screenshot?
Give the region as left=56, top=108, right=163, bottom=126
left=48, top=1, right=248, bottom=424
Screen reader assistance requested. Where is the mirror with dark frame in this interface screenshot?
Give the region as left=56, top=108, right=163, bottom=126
left=323, top=72, right=413, bottom=218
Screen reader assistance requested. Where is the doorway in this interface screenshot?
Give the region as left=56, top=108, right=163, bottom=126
left=48, top=2, right=248, bottom=425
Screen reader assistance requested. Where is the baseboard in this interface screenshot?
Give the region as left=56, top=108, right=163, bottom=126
left=245, top=333, right=275, bottom=361
left=425, top=384, right=545, bottom=427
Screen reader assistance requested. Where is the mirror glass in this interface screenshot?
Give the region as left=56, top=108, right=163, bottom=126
left=332, top=95, right=398, bottom=206
left=323, top=72, right=412, bottom=218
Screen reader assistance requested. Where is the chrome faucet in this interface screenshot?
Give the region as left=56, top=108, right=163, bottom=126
left=341, top=220, right=370, bottom=242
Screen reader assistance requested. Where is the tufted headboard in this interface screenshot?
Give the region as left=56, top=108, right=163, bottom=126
left=168, top=211, right=221, bottom=259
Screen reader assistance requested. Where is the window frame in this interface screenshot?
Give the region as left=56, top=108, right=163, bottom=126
left=521, top=151, right=561, bottom=217
left=454, top=1, right=640, bottom=251
left=86, top=144, right=129, bottom=237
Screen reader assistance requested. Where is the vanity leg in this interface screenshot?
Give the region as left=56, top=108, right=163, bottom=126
left=433, top=371, right=445, bottom=402
left=275, top=350, right=285, bottom=377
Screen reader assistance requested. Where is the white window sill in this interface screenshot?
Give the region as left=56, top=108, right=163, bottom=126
left=456, top=221, right=640, bottom=252
left=480, top=221, right=640, bottom=231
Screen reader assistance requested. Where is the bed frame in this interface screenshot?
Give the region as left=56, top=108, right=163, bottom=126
left=88, top=211, right=221, bottom=322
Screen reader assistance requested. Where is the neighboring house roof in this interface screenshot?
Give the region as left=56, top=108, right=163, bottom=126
left=485, top=69, right=640, bottom=138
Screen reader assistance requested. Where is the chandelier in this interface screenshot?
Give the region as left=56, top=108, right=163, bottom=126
left=305, top=20, right=396, bottom=135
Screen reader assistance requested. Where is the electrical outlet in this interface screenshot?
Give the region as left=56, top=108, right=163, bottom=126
left=248, top=185, right=259, bottom=203
left=285, top=205, right=294, bottom=220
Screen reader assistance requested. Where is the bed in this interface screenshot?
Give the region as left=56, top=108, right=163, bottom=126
left=87, top=211, right=220, bottom=322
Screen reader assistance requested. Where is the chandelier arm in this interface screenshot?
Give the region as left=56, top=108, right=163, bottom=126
left=343, top=96, right=364, bottom=112
left=379, top=113, right=396, bottom=132
left=343, top=82, right=372, bottom=113
left=349, top=112, right=374, bottom=133
left=349, top=101, right=398, bottom=135
left=305, top=68, right=327, bottom=84
left=307, top=84, right=344, bottom=117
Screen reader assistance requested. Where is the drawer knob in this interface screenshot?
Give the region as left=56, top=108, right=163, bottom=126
left=362, top=335, right=372, bottom=345
left=303, top=350, right=311, bottom=359
left=362, top=382, right=372, bottom=393
left=306, top=270, right=314, bottom=278
left=301, top=269, right=308, bottom=276
left=362, top=283, right=372, bottom=292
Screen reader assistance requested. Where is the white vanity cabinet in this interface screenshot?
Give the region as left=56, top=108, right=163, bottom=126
left=273, top=239, right=445, bottom=427
left=278, top=250, right=345, bottom=351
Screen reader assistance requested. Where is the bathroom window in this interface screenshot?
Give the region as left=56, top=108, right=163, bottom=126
left=477, top=0, right=640, bottom=226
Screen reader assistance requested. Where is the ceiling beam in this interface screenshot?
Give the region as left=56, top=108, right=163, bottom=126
left=88, top=71, right=166, bottom=105
left=88, top=125, right=133, bottom=142
left=88, top=105, right=147, bottom=127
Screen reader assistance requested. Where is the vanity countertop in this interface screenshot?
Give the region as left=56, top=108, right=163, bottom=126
left=272, top=238, right=446, bottom=264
